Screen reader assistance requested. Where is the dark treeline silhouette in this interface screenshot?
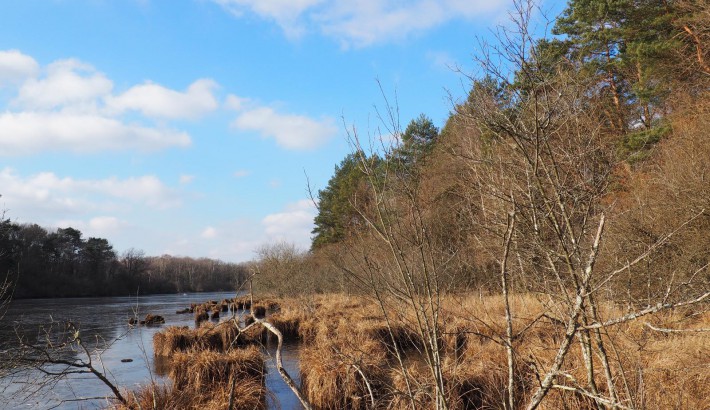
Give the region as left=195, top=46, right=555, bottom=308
left=0, top=220, right=248, bottom=299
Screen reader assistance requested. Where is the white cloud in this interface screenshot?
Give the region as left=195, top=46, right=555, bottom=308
left=232, top=106, right=336, bottom=150
left=14, top=59, right=113, bottom=110
left=55, top=216, right=127, bottom=239
left=211, top=0, right=508, bottom=47
left=233, top=170, right=250, bottom=178
left=262, top=199, right=316, bottom=248
left=89, top=216, right=124, bottom=232
left=315, top=0, right=446, bottom=47
left=0, top=50, right=226, bottom=155
left=224, top=94, right=250, bottom=111
left=0, top=168, right=182, bottom=216
left=0, top=50, right=39, bottom=86
left=161, top=199, right=317, bottom=262
left=1, top=50, right=333, bottom=155
left=212, top=0, right=324, bottom=38
left=201, top=226, right=218, bottom=239
left=0, top=112, right=190, bottom=155
left=107, top=78, right=219, bottom=120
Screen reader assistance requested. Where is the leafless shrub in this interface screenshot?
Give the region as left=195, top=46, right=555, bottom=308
left=321, top=1, right=710, bottom=409
left=7, top=321, right=129, bottom=408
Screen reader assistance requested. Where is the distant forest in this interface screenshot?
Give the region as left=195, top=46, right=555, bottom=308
left=0, top=220, right=248, bottom=299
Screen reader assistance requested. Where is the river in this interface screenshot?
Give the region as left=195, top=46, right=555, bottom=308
left=0, top=292, right=301, bottom=410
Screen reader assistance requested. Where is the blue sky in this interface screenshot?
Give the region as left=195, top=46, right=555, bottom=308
left=0, top=0, right=561, bottom=262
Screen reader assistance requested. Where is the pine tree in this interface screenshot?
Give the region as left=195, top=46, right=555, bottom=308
left=311, top=153, right=380, bottom=248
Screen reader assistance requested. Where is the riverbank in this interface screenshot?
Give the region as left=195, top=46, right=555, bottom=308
left=138, top=293, right=709, bottom=409
left=0, top=291, right=298, bottom=410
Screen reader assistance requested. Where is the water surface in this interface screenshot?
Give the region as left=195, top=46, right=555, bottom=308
left=0, top=292, right=301, bottom=409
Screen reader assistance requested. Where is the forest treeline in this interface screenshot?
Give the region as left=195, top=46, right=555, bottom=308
left=2, top=1, right=709, bottom=408
left=241, top=2, right=709, bottom=406
left=254, top=0, right=709, bottom=304
left=0, top=221, right=248, bottom=298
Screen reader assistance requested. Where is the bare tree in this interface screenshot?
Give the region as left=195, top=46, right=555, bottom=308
left=326, top=2, right=709, bottom=410
left=447, top=1, right=709, bottom=409
left=6, top=321, right=129, bottom=408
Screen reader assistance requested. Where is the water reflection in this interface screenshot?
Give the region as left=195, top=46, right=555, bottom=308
left=0, top=292, right=302, bottom=409
left=264, top=340, right=302, bottom=410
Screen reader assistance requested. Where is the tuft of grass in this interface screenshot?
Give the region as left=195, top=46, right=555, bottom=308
left=153, top=326, right=195, bottom=357
left=194, top=308, right=209, bottom=324
left=149, top=293, right=709, bottom=409
left=170, top=346, right=265, bottom=391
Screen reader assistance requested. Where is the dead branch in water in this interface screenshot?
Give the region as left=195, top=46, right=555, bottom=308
left=13, top=321, right=129, bottom=408
left=230, top=273, right=313, bottom=410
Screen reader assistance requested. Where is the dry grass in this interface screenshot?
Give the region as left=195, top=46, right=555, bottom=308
left=153, top=326, right=195, bottom=357
left=114, top=382, right=194, bottom=410
left=170, top=346, right=265, bottom=391
left=149, top=293, right=707, bottom=409
left=118, top=347, right=268, bottom=410
left=194, top=308, right=209, bottom=324
left=300, top=334, right=389, bottom=409
left=201, top=377, right=267, bottom=410
left=295, top=295, right=397, bottom=408
left=290, top=293, right=709, bottom=410
left=154, top=322, right=225, bottom=353
left=268, top=312, right=300, bottom=340
left=115, top=372, right=266, bottom=410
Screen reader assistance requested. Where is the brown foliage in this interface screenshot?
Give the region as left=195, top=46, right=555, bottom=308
left=170, top=346, right=264, bottom=391
left=116, top=347, right=266, bottom=410
left=289, top=293, right=709, bottom=409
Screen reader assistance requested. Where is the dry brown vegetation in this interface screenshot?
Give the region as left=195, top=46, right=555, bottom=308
left=130, top=304, right=273, bottom=410
left=106, top=1, right=710, bottom=409
left=115, top=347, right=266, bottom=410
left=278, top=2, right=709, bottom=408
left=260, top=293, right=708, bottom=410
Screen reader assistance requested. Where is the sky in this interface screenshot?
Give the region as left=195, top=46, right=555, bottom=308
left=0, top=0, right=562, bottom=262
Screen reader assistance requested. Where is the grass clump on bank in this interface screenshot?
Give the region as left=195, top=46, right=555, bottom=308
left=264, top=293, right=709, bottom=410
left=141, top=291, right=710, bottom=409
left=116, top=347, right=266, bottom=410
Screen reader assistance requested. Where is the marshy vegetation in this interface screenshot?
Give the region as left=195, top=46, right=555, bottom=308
left=116, top=344, right=267, bottom=410
left=122, top=291, right=707, bottom=409
left=120, top=296, right=286, bottom=409
left=2, top=0, right=709, bottom=408
left=229, top=0, right=709, bottom=408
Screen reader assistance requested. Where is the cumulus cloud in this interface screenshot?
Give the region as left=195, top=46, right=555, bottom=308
left=13, top=59, right=113, bottom=110
left=0, top=49, right=225, bottom=155
left=224, top=94, right=250, bottom=111
left=226, top=93, right=336, bottom=150
left=0, top=112, right=190, bottom=155
left=0, top=49, right=39, bottom=86
left=88, top=216, right=125, bottom=232
left=233, top=170, right=250, bottom=178
left=211, top=0, right=508, bottom=47
left=0, top=168, right=182, bottom=215
left=54, top=216, right=127, bottom=238
left=212, top=0, right=324, bottom=37
left=152, top=200, right=317, bottom=262
left=262, top=199, right=316, bottom=248
left=107, top=78, right=219, bottom=120
left=232, top=106, right=336, bottom=150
